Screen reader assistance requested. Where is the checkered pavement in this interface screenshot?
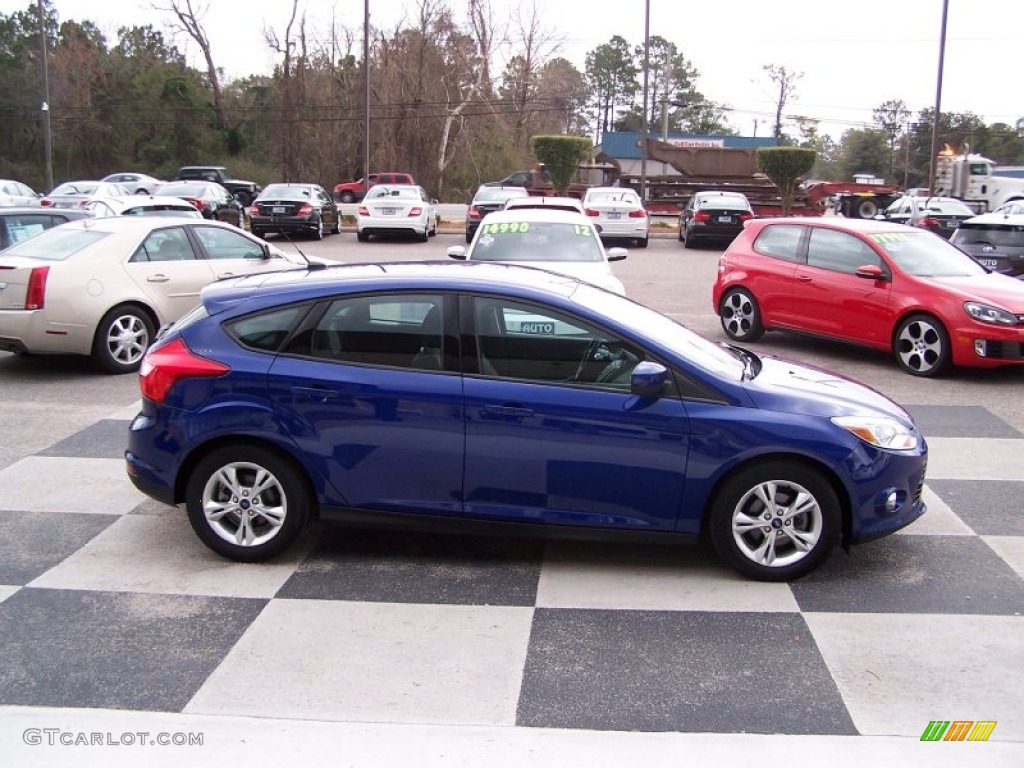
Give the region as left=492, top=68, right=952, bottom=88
left=1, top=401, right=1022, bottom=755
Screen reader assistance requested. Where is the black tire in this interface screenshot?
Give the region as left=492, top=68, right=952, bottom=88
left=683, top=233, right=697, bottom=249
left=311, top=216, right=323, bottom=241
left=236, top=208, right=245, bottom=229
left=417, top=228, right=429, bottom=243
left=465, top=231, right=473, bottom=244
left=91, top=305, right=155, bottom=374
left=709, top=461, right=841, bottom=581
left=356, top=230, right=369, bottom=242
left=719, top=288, right=764, bottom=342
left=677, top=222, right=685, bottom=242
left=855, top=199, right=879, bottom=219
left=341, top=191, right=355, bottom=203
left=893, top=313, right=950, bottom=377
left=185, top=445, right=310, bottom=562
left=330, top=214, right=341, bottom=235
left=251, top=228, right=265, bottom=240
left=636, top=236, right=648, bottom=248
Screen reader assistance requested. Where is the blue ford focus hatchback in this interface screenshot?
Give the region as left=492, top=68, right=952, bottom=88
left=126, top=261, right=927, bottom=581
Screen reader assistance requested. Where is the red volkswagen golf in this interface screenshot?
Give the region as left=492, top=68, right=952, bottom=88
left=712, top=217, right=1024, bottom=376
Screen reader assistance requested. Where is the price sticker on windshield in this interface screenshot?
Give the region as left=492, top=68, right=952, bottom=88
left=483, top=222, right=531, bottom=234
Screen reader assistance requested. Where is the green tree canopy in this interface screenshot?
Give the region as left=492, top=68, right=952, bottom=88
left=757, top=146, right=816, bottom=216
left=532, top=134, right=592, bottom=195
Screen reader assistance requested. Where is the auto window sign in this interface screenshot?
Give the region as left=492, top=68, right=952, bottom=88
left=869, top=232, right=913, bottom=243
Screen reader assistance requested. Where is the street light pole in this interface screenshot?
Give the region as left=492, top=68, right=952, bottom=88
left=640, top=0, right=650, bottom=203
left=37, top=0, right=53, bottom=192
left=363, top=0, right=370, bottom=196
left=927, top=0, right=949, bottom=197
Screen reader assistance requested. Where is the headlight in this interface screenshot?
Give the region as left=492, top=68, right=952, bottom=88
left=964, top=302, right=1019, bottom=326
left=831, top=416, right=919, bottom=451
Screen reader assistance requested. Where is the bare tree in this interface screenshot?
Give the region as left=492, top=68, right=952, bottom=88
left=265, top=0, right=303, bottom=179
left=762, top=63, right=802, bottom=142
left=152, top=0, right=229, bottom=132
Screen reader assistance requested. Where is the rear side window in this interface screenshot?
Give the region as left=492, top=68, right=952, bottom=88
left=753, top=224, right=803, bottom=262
left=806, top=228, right=881, bottom=274
left=227, top=305, right=307, bottom=352
left=0, top=214, right=60, bottom=245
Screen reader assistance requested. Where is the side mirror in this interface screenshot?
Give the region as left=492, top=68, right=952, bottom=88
left=630, top=361, right=669, bottom=398
left=854, top=264, right=887, bottom=281
left=606, top=247, right=628, bottom=262
left=447, top=246, right=467, bottom=260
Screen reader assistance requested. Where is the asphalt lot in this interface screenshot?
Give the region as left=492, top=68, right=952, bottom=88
left=1, top=231, right=1022, bottom=767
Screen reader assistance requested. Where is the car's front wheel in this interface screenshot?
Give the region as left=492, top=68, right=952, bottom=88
left=185, top=446, right=310, bottom=561
left=719, top=288, right=764, bottom=342
left=894, top=314, right=950, bottom=377
left=92, top=305, right=154, bottom=374
left=710, top=462, right=841, bottom=581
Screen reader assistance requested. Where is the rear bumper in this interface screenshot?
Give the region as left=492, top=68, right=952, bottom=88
left=0, top=310, right=93, bottom=355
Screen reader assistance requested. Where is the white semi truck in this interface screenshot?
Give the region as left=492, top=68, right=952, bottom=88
left=933, top=147, right=1024, bottom=213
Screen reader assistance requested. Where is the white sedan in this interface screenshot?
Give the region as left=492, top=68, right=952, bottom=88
left=356, top=184, right=438, bottom=242
left=0, top=217, right=320, bottom=373
left=445, top=208, right=627, bottom=295
left=83, top=195, right=202, bottom=219
left=581, top=186, right=650, bottom=248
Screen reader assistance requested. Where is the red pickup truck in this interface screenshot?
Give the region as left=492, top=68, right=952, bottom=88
left=333, top=172, right=415, bottom=202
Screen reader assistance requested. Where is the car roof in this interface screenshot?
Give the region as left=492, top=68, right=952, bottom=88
left=960, top=212, right=1024, bottom=225
left=0, top=206, right=90, bottom=216
left=504, top=196, right=583, bottom=208
left=201, top=261, right=585, bottom=314
left=749, top=216, right=921, bottom=234
left=47, top=215, right=236, bottom=234
left=478, top=208, right=594, bottom=224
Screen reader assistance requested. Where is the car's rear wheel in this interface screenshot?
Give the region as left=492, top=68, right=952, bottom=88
left=710, top=462, right=840, bottom=581
left=683, top=232, right=697, bottom=249
left=185, top=446, right=310, bottom=562
left=894, top=314, right=950, bottom=377
left=311, top=216, right=323, bottom=240
left=465, top=231, right=473, bottom=244
left=331, top=214, right=341, bottom=234
left=357, top=230, right=369, bottom=242
left=719, top=288, right=764, bottom=342
left=636, top=236, right=648, bottom=248
left=92, top=305, right=154, bottom=374
left=236, top=208, right=245, bottom=229
left=251, top=228, right=265, bottom=239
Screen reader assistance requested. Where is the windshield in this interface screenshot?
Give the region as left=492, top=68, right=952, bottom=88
left=367, top=186, right=419, bottom=200
left=260, top=185, right=313, bottom=198
left=572, top=283, right=745, bottom=379
left=870, top=231, right=988, bottom=276
left=913, top=200, right=974, bottom=215
left=51, top=182, right=97, bottom=196
left=1, top=227, right=109, bottom=261
left=587, top=190, right=641, bottom=205
left=952, top=223, right=1024, bottom=247
left=470, top=221, right=605, bottom=262
left=474, top=187, right=528, bottom=203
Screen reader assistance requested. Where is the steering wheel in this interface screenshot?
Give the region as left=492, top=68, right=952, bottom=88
left=595, top=347, right=639, bottom=385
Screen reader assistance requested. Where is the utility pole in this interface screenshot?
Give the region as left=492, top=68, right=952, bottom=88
left=363, top=0, right=370, bottom=195
left=927, top=0, right=949, bottom=197
left=37, top=0, right=53, bottom=192
left=640, top=0, right=650, bottom=203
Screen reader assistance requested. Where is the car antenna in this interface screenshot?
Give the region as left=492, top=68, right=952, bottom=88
left=276, top=229, right=326, bottom=270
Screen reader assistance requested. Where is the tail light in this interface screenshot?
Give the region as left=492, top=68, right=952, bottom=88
left=248, top=205, right=260, bottom=216
left=694, top=211, right=712, bottom=223
left=25, top=266, right=49, bottom=310
left=358, top=206, right=370, bottom=216
left=408, top=207, right=423, bottom=216
left=186, top=197, right=206, bottom=212
left=584, top=208, right=600, bottom=217
left=296, top=203, right=314, bottom=216
left=740, top=212, right=755, bottom=221
left=40, top=198, right=54, bottom=207
left=468, top=206, right=483, bottom=220
left=919, top=217, right=940, bottom=229
left=138, top=338, right=230, bottom=404
left=628, top=209, right=647, bottom=219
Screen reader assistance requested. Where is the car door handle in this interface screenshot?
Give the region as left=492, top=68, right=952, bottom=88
left=796, top=274, right=813, bottom=282
left=291, top=386, right=338, bottom=403
left=217, top=272, right=237, bottom=278
left=146, top=274, right=170, bottom=283
left=481, top=404, right=535, bottom=420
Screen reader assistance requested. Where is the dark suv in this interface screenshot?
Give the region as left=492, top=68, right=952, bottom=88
left=174, top=166, right=261, bottom=206
left=463, top=185, right=531, bottom=242
left=950, top=212, right=1024, bottom=278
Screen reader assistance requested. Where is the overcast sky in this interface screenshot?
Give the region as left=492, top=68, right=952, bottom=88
left=15, top=0, right=1024, bottom=138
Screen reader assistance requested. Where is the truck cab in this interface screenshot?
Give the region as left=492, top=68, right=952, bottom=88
left=934, top=151, right=1024, bottom=213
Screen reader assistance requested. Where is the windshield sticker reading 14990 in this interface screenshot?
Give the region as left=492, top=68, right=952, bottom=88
left=482, top=222, right=531, bottom=234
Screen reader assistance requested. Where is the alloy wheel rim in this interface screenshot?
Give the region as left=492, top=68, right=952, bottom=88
left=106, top=315, right=149, bottom=365
left=897, top=320, right=942, bottom=373
left=722, top=293, right=754, bottom=338
left=730, top=479, right=822, bottom=567
left=202, top=461, right=287, bottom=547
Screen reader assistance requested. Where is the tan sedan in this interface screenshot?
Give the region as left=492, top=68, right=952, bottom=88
left=0, top=216, right=318, bottom=373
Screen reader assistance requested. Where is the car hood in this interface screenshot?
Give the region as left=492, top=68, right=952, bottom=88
left=927, top=273, right=1024, bottom=310
left=501, top=260, right=625, bottom=295
left=743, top=355, right=915, bottom=424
